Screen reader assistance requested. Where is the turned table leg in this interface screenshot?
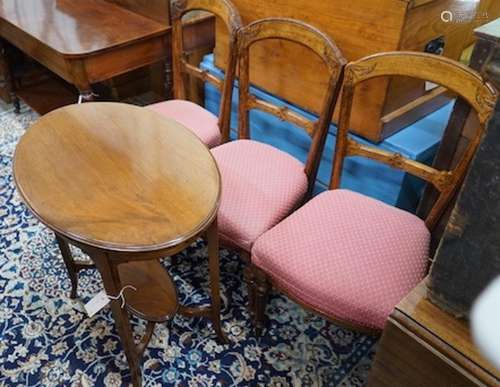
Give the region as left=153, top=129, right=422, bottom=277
left=0, top=38, right=20, bottom=114
left=92, top=252, right=143, bottom=387
left=207, top=218, right=228, bottom=344
left=70, top=58, right=95, bottom=103
left=164, top=55, right=173, bottom=100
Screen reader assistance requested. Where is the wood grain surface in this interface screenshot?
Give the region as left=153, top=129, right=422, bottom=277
left=118, top=259, right=178, bottom=322
left=0, top=0, right=167, bottom=57
left=214, top=0, right=481, bottom=142
left=13, top=102, right=220, bottom=252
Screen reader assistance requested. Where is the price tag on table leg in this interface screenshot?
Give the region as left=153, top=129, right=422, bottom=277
left=84, top=290, right=110, bottom=317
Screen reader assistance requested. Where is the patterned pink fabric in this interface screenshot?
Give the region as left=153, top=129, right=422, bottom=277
left=212, top=140, right=308, bottom=251
left=252, top=189, right=430, bottom=330
left=147, top=100, right=221, bottom=148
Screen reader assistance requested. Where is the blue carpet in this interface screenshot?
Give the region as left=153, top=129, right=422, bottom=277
left=0, top=105, right=377, bottom=386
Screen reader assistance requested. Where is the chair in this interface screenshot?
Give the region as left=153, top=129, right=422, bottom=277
left=246, top=51, right=497, bottom=335
left=211, top=18, right=346, bottom=259
left=146, top=0, right=242, bottom=148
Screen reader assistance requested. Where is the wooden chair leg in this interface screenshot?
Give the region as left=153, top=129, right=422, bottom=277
left=248, top=265, right=270, bottom=337
left=243, top=264, right=256, bottom=318
left=207, top=219, right=229, bottom=344
left=221, top=248, right=246, bottom=310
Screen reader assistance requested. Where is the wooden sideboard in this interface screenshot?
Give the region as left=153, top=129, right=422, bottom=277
left=214, top=0, right=498, bottom=142
left=368, top=280, right=500, bottom=386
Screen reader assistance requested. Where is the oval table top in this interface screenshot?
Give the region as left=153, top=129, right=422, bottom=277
left=13, top=102, right=221, bottom=252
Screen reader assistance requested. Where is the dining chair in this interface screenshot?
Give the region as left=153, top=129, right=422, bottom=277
left=211, top=18, right=346, bottom=261
left=246, top=51, right=497, bottom=335
left=147, top=0, right=242, bottom=148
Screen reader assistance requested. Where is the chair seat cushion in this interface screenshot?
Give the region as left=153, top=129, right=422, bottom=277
left=252, top=189, right=430, bottom=330
left=147, top=100, right=221, bottom=148
left=212, top=139, right=308, bottom=251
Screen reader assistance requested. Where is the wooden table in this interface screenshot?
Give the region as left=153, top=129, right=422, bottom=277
left=0, top=0, right=169, bottom=108
left=13, top=102, right=226, bottom=387
left=368, top=280, right=500, bottom=386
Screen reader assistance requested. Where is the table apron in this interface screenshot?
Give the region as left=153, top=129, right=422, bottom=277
left=82, top=34, right=168, bottom=84
left=0, top=21, right=168, bottom=88
left=0, top=21, right=70, bottom=82
left=55, top=231, right=201, bottom=263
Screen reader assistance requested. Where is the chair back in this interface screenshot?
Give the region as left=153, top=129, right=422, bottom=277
left=170, top=0, right=242, bottom=141
left=330, top=51, right=497, bottom=230
left=237, top=18, right=346, bottom=195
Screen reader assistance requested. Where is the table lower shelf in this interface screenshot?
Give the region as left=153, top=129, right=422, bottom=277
left=117, top=260, right=178, bottom=323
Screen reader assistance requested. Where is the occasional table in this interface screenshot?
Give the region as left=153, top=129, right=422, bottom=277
left=13, top=102, right=226, bottom=387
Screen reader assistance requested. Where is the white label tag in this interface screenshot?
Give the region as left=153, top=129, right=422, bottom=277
left=425, top=81, right=439, bottom=92
left=84, top=290, right=110, bottom=317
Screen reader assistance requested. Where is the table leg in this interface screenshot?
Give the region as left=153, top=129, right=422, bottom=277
left=150, top=60, right=167, bottom=101
left=92, top=252, right=143, bottom=387
left=164, top=55, right=173, bottom=100
left=70, top=58, right=95, bottom=103
left=0, top=39, right=20, bottom=114
left=55, top=234, right=95, bottom=299
left=55, top=235, right=79, bottom=299
left=206, top=218, right=228, bottom=344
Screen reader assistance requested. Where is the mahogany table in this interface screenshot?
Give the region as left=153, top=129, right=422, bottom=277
left=0, top=0, right=169, bottom=107
left=13, top=102, right=226, bottom=387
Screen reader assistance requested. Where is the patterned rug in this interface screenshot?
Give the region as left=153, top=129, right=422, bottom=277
left=0, top=104, right=377, bottom=386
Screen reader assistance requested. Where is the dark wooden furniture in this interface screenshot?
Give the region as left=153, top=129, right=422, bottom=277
left=246, top=52, right=497, bottom=336
left=474, top=18, right=500, bottom=89
left=13, top=102, right=226, bottom=387
left=416, top=18, right=500, bottom=254
left=428, top=101, right=500, bottom=318
left=368, top=280, right=500, bottom=386
left=214, top=0, right=495, bottom=142
left=415, top=18, right=500, bottom=316
left=0, top=0, right=170, bottom=108
left=464, top=0, right=500, bottom=46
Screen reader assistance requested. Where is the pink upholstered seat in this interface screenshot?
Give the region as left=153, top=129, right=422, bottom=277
left=252, top=189, right=430, bottom=330
left=212, top=139, right=308, bottom=252
left=147, top=100, right=221, bottom=148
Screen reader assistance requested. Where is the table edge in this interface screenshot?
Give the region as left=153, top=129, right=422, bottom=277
left=11, top=103, right=222, bottom=253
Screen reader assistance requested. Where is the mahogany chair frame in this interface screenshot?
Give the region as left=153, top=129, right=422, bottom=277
left=246, top=51, right=497, bottom=336
left=332, top=52, right=496, bottom=231
left=232, top=17, right=345, bottom=317
left=220, top=17, right=345, bottom=270
left=170, top=0, right=242, bottom=142
left=237, top=18, right=346, bottom=199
